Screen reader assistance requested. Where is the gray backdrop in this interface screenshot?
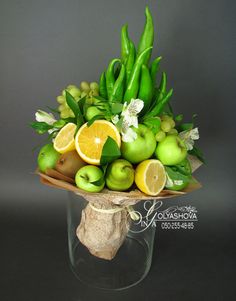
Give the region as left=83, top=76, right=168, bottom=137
left=1, top=0, right=235, bottom=300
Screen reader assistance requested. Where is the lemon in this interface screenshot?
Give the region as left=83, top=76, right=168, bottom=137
left=135, top=159, right=166, bottom=196
left=53, top=123, right=76, bottom=154
left=75, top=120, right=121, bottom=165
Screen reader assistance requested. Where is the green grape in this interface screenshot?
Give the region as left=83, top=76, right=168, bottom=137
left=58, top=104, right=66, bottom=112
left=62, top=89, right=66, bottom=97
left=57, top=81, right=100, bottom=120
left=169, top=119, right=175, bottom=128
left=68, top=87, right=81, bottom=98
left=57, top=95, right=65, bottom=104
left=88, top=90, right=99, bottom=98
left=80, top=81, right=90, bottom=92
left=162, top=115, right=175, bottom=128
left=167, top=128, right=178, bottom=135
left=90, top=82, right=99, bottom=91
left=161, top=114, right=171, bottom=121
left=155, top=130, right=166, bottom=142
left=68, top=111, right=75, bottom=118
left=85, top=97, right=94, bottom=105
left=81, top=91, right=87, bottom=98
left=60, top=110, right=69, bottom=119
left=67, top=84, right=78, bottom=90
left=161, top=120, right=172, bottom=132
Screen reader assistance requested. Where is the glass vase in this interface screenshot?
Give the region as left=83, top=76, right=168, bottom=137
left=67, top=192, right=156, bottom=290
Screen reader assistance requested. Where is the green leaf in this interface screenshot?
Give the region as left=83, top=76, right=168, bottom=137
left=143, top=89, right=173, bottom=119
left=101, top=163, right=108, bottom=174
left=62, top=117, right=76, bottom=124
left=65, top=90, right=80, bottom=116
left=165, top=166, right=192, bottom=189
left=53, top=119, right=66, bottom=128
left=94, top=95, right=108, bottom=102
left=111, top=102, right=123, bottom=114
left=178, top=123, right=194, bottom=132
left=143, top=117, right=161, bottom=134
left=100, top=136, right=121, bottom=165
left=65, top=90, right=84, bottom=127
left=188, top=146, right=206, bottom=164
left=89, top=164, right=108, bottom=186
left=87, top=114, right=105, bottom=127
left=30, top=121, right=53, bottom=134
left=175, top=114, right=183, bottom=122
left=77, top=96, right=87, bottom=114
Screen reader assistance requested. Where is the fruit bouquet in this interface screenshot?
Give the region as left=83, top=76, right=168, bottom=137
left=31, top=7, right=204, bottom=260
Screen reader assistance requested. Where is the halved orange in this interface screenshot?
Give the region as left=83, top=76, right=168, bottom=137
left=75, top=120, right=121, bottom=165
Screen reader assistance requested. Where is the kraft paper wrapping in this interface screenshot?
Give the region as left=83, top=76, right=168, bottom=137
left=36, top=155, right=202, bottom=260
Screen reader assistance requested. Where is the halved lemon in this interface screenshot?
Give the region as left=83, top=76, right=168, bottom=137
left=75, top=120, right=121, bottom=165
left=53, top=123, right=76, bottom=154
left=135, top=159, right=166, bottom=196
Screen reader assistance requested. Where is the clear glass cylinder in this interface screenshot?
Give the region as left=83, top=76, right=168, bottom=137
left=67, top=192, right=156, bottom=290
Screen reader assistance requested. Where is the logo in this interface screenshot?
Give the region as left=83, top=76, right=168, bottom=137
left=130, top=201, right=198, bottom=232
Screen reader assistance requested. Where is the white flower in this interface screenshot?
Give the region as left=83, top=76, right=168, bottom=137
left=179, top=127, right=200, bottom=150
left=35, top=110, right=57, bottom=125
left=189, top=127, right=200, bottom=140
left=111, top=99, right=144, bottom=143
left=121, top=99, right=144, bottom=128
left=121, top=127, right=137, bottom=143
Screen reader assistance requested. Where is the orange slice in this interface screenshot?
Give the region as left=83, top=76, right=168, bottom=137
left=75, top=120, right=121, bottom=165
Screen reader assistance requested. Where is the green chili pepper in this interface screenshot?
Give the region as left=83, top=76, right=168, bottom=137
left=110, top=64, right=126, bottom=102
left=145, top=89, right=173, bottom=118
left=125, top=40, right=136, bottom=87
left=106, top=58, right=121, bottom=99
left=138, top=64, right=153, bottom=114
left=150, top=56, right=162, bottom=86
left=114, top=64, right=121, bottom=79
left=159, top=72, right=167, bottom=98
left=124, top=46, right=153, bottom=102
left=99, top=71, right=108, bottom=99
left=137, top=6, right=154, bottom=65
left=121, top=24, right=130, bottom=64
left=142, top=72, right=169, bottom=119
left=152, top=72, right=167, bottom=105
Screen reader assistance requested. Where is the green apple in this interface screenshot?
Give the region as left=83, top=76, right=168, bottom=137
left=37, top=143, right=60, bottom=173
left=75, top=165, right=105, bottom=192
left=106, top=159, right=134, bottom=191
left=121, top=124, right=156, bottom=164
left=155, top=135, right=187, bottom=165
left=85, top=106, right=103, bottom=121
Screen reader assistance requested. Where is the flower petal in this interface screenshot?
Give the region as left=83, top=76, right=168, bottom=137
left=121, top=128, right=137, bottom=143
left=190, top=127, right=199, bottom=140
left=35, top=110, right=56, bottom=125
left=111, top=115, right=119, bottom=124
